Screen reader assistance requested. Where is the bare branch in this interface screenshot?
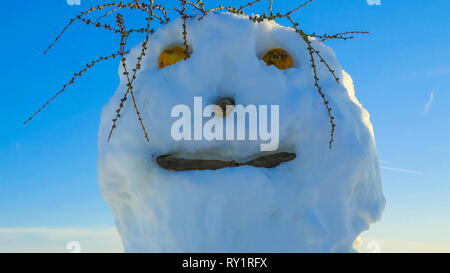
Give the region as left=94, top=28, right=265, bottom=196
left=24, top=51, right=125, bottom=124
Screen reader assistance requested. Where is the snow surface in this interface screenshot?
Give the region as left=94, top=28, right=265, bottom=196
left=98, top=13, right=385, bottom=252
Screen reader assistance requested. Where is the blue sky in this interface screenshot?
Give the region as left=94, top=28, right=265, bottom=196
left=0, top=0, right=449, bottom=252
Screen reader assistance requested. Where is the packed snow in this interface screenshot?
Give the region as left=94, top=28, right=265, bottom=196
left=98, top=13, right=385, bottom=252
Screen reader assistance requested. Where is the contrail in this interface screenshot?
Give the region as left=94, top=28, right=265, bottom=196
left=423, top=90, right=435, bottom=114
left=380, top=166, right=424, bottom=175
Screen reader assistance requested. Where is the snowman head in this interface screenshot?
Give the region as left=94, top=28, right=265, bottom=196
left=98, top=13, right=385, bottom=252
left=25, top=1, right=384, bottom=252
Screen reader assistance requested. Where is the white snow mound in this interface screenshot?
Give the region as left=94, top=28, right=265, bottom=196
left=98, top=13, right=385, bottom=252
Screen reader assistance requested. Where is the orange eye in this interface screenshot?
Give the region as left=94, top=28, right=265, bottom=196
left=158, top=46, right=189, bottom=68
left=262, top=48, right=294, bottom=70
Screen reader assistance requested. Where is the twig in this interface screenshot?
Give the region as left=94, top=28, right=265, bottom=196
left=24, top=51, right=125, bottom=124
left=108, top=13, right=151, bottom=142
left=31, top=0, right=370, bottom=148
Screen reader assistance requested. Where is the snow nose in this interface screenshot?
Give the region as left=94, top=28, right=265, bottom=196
left=216, top=97, right=235, bottom=116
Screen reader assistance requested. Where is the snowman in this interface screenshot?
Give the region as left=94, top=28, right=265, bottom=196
left=97, top=13, right=385, bottom=252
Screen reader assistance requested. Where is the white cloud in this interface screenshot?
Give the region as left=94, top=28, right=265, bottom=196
left=0, top=227, right=123, bottom=253
left=423, top=90, right=435, bottom=114
left=3, top=227, right=448, bottom=253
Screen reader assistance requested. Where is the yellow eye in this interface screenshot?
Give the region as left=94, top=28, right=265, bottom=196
left=262, top=48, right=294, bottom=70
left=158, top=46, right=189, bottom=68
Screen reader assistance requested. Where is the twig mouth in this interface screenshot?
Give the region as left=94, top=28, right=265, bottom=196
left=156, top=152, right=296, bottom=171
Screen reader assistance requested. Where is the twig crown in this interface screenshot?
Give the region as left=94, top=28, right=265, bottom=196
left=25, top=0, right=369, bottom=148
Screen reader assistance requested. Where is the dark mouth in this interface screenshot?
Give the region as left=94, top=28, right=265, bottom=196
left=156, top=152, right=296, bottom=171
